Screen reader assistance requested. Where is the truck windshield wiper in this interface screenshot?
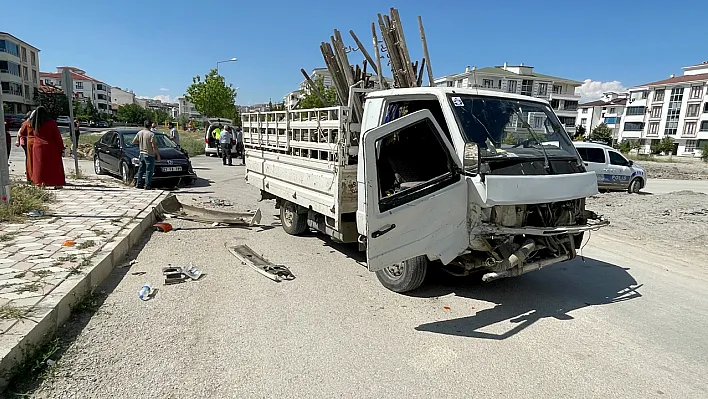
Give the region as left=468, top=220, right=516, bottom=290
left=510, top=107, right=551, bottom=172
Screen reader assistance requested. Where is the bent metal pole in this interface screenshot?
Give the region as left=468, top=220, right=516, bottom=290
left=0, top=90, right=11, bottom=204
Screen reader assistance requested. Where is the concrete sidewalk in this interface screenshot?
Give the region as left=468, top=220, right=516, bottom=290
left=0, top=181, right=167, bottom=390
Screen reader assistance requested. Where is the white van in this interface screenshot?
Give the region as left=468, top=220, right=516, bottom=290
left=204, top=117, right=238, bottom=157
left=574, top=141, right=647, bottom=193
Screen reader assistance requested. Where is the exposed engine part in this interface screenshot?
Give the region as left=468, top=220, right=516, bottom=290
left=482, top=252, right=571, bottom=282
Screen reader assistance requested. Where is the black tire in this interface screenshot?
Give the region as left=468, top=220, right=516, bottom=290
left=120, top=161, right=133, bottom=184
left=93, top=155, right=105, bottom=175
left=375, top=255, right=428, bottom=293
left=280, top=201, right=308, bottom=235
left=628, top=177, right=642, bottom=194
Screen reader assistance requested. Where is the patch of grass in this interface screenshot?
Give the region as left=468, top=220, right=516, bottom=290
left=67, top=168, right=85, bottom=180
left=0, top=232, right=18, bottom=242
left=32, top=269, right=52, bottom=278
left=0, top=183, right=56, bottom=223
left=179, top=130, right=206, bottom=157
left=76, top=240, right=95, bottom=250
left=14, top=282, right=42, bottom=294
left=57, top=254, right=77, bottom=263
left=77, top=256, right=93, bottom=268
left=91, top=229, right=107, bottom=236
left=0, top=304, right=30, bottom=320
left=67, top=266, right=81, bottom=276
left=4, top=337, right=60, bottom=393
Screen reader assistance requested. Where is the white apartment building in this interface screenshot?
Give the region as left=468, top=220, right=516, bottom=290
left=0, top=32, right=40, bottom=114
left=576, top=92, right=628, bottom=138
left=40, top=67, right=112, bottom=114
left=177, top=96, right=201, bottom=120
left=435, top=63, right=583, bottom=135
left=618, top=61, right=708, bottom=157
left=111, top=87, right=136, bottom=107
left=283, top=89, right=303, bottom=110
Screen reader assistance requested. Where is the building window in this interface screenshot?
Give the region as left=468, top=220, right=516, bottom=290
left=648, top=122, right=659, bottom=135
left=581, top=118, right=587, bottom=125
left=690, top=86, right=703, bottom=99
left=97, top=94, right=107, bottom=100
left=624, top=122, right=644, bottom=131
left=604, top=117, right=617, bottom=124
left=21, top=47, right=27, bottom=62
left=538, top=83, right=548, bottom=96
left=687, top=103, right=700, bottom=117
left=650, top=106, right=662, bottom=118
left=664, top=87, right=684, bottom=135
left=564, top=100, right=578, bottom=111
left=521, top=80, right=533, bottom=96
left=30, top=51, right=36, bottom=66
left=24, top=84, right=30, bottom=99
left=1, top=81, right=23, bottom=96
left=685, top=140, right=697, bottom=152
left=0, top=61, right=20, bottom=76
left=560, top=117, right=576, bottom=127
left=32, top=70, right=37, bottom=83
left=552, top=85, right=562, bottom=94
left=0, top=40, right=19, bottom=57
left=482, top=79, right=494, bottom=88
left=653, top=89, right=665, bottom=102
left=704, top=103, right=708, bottom=113
left=626, top=106, right=645, bottom=116
left=641, top=91, right=648, bottom=99
left=684, top=122, right=697, bottom=136
left=507, top=80, right=517, bottom=93
left=76, top=81, right=84, bottom=90
left=582, top=108, right=588, bottom=113
left=97, top=84, right=106, bottom=91
left=609, top=107, right=616, bottom=113
left=700, top=121, right=708, bottom=131
left=22, top=66, right=28, bottom=80
left=550, top=99, right=559, bottom=109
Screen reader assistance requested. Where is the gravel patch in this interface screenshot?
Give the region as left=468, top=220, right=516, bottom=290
left=587, top=190, right=708, bottom=259
left=636, top=159, right=708, bottom=180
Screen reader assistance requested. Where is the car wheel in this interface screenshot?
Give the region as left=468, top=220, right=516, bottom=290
left=120, top=161, right=133, bottom=184
left=628, top=177, right=642, bottom=194
left=93, top=155, right=105, bottom=175
left=375, top=256, right=428, bottom=293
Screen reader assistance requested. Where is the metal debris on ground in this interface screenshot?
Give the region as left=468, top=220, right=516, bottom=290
left=156, top=194, right=262, bottom=227
left=119, top=259, right=138, bottom=268
left=226, top=244, right=295, bottom=282
left=204, top=199, right=233, bottom=207
left=26, top=209, right=44, bottom=217
left=161, top=263, right=204, bottom=285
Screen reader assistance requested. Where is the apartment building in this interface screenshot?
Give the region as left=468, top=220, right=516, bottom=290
left=40, top=67, right=112, bottom=114
left=576, top=92, right=628, bottom=137
left=435, top=63, right=583, bottom=135
left=618, top=61, right=708, bottom=156
left=112, top=87, right=136, bottom=107
left=177, top=96, right=201, bottom=120
left=0, top=32, right=40, bottom=114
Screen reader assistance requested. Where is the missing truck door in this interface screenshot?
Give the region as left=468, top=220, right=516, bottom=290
left=363, top=109, right=469, bottom=271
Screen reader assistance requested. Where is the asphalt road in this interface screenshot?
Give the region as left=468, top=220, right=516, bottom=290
left=8, top=151, right=708, bottom=398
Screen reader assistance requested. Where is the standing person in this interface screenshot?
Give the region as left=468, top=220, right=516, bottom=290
left=235, top=126, right=245, bottom=165
left=18, top=111, right=35, bottom=183
left=73, top=119, right=81, bottom=141
left=220, top=126, right=234, bottom=166
left=31, top=106, right=66, bottom=187
left=15, top=112, right=30, bottom=156
left=168, top=122, right=180, bottom=147
left=132, top=120, right=161, bottom=189
left=151, top=122, right=158, bottom=133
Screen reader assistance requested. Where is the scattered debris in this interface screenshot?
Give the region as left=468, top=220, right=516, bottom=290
left=227, top=244, right=295, bottom=282
left=45, top=359, right=56, bottom=367
left=204, top=198, right=233, bottom=207
left=443, top=306, right=451, bottom=310
left=183, top=263, right=203, bottom=280
left=156, top=195, right=262, bottom=227
left=26, top=209, right=44, bottom=218
left=62, top=240, right=76, bottom=247
left=138, top=283, right=154, bottom=301
left=161, top=263, right=205, bottom=285
left=153, top=222, right=173, bottom=233
left=118, top=259, right=137, bottom=268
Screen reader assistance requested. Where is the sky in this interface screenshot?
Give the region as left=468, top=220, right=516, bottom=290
left=5, top=0, right=708, bottom=105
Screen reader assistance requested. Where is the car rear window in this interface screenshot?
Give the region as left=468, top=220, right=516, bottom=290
left=576, top=147, right=606, bottom=163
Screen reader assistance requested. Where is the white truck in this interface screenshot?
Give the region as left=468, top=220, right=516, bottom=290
left=242, top=87, right=608, bottom=292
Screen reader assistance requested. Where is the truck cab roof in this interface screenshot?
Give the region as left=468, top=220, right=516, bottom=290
left=365, top=86, right=552, bottom=106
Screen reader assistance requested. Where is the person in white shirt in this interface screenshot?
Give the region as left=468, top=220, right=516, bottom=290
left=220, top=126, right=234, bottom=166
left=168, top=122, right=180, bottom=147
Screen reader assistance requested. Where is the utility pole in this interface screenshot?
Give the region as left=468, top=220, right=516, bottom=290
left=0, top=90, right=11, bottom=204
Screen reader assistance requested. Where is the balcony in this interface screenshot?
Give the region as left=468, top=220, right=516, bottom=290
left=549, top=92, right=580, bottom=101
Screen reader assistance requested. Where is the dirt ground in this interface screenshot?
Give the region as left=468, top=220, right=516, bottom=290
left=635, top=158, right=708, bottom=180
left=586, top=190, right=708, bottom=260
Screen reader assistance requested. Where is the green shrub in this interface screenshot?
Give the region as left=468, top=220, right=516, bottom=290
left=0, top=183, right=56, bottom=222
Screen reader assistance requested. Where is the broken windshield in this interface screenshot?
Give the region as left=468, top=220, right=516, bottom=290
left=448, top=94, right=580, bottom=161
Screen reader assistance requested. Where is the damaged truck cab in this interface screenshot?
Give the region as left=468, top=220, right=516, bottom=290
left=243, top=87, right=608, bottom=293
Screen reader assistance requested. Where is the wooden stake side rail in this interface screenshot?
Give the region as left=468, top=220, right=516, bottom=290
left=242, top=106, right=353, bottom=166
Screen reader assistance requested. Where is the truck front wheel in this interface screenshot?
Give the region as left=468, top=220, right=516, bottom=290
left=375, top=256, right=428, bottom=293
left=280, top=201, right=308, bottom=235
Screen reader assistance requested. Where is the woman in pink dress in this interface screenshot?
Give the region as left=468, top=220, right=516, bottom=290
left=31, top=106, right=66, bottom=187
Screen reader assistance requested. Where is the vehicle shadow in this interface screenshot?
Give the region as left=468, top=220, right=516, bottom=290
left=413, top=257, right=642, bottom=340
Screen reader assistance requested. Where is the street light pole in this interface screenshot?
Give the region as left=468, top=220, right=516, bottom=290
left=0, top=89, right=11, bottom=204
left=216, top=57, right=238, bottom=74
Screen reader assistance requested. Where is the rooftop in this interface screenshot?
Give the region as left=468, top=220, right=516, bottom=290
left=0, top=31, right=41, bottom=51
left=580, top=98, right=627, bottom=107
left=634, top=72, right=708, bottom=88
left=437, top=65, right=583, bottom=86
left=40, top=69, right=107, bottom=85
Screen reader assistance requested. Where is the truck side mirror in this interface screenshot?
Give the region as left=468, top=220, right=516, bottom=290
left=628, top=160, right=634, bottom=167
left=463, top=142, right=480, bottom=175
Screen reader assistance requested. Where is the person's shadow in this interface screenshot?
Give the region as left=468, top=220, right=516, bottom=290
left=413, top=256, right=642, bottom=340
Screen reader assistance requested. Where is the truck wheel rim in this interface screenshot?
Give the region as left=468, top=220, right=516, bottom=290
left=283, top=207, right=294, bottom=226
left=94, top=157, right=100, bottom=174
left=382, top=262, right=405, bottom=279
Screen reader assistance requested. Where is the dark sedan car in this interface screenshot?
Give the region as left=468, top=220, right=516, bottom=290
left=93, top=129, right=197, bottom=187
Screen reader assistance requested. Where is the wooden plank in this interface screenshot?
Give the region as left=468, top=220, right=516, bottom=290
left=390, top=8, right=417, bottom=87
left=300, top=68, right=329, bottom=107
left=371, top=22, right=386, bottom=89
left=418, top=15, right=435, bottom=87
left=349, top=30, right=378, bottom=75
left=417, top=58, right=426, bottom=87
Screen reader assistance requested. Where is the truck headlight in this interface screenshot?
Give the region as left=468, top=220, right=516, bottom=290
left=131, top=157, right=139, bottom=166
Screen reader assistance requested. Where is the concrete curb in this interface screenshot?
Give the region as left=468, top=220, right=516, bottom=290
left=0, top=191, right=170, bottom=391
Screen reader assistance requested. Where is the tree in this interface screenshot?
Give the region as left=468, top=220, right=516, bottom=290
left=297, top=77, right=339, bottom=109
left=700, top=143, right=708, bottom=162
left=589, top=123, right=613, bottom=145
left=83, top=101, right=98, bottom=120
left=652, top=136, right=675, bottom=155
left=185, top=69, right=237, bottom=118
left=35, top=88, right=69, bottom=119
left=617, top=139, right=641, bottom=154
left=117, top=103, right=148, bottom=124
left=574, top=125, right=587, bottom=140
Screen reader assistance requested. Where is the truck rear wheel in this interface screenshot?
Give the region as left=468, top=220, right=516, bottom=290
left=280, top=201, right=308, bottom=235
left=375, top=256, right=428, bottom=293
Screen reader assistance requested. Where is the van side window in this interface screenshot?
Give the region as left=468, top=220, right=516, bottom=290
left=376, top=118, right=455, bottom=212
left=608, top=151, right=628, bottom=166
left=583, top=148, right=606, bottom=163
left=385, top=100, right=453, bottom=145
